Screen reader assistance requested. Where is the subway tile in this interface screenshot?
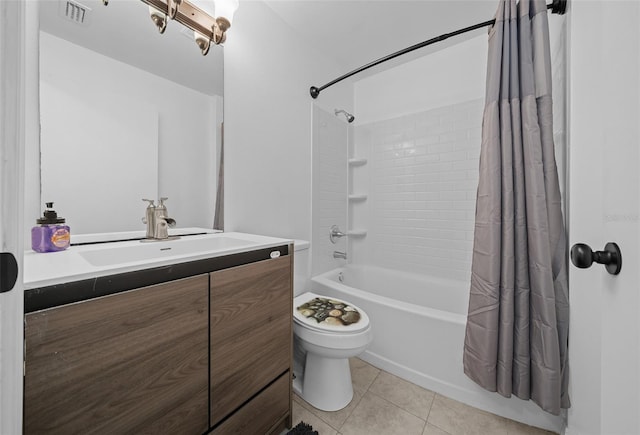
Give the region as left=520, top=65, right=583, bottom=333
left=455, top=180, right=479, bottom=191
left=452, top=159, right=480, bottom=170
left=425, top=182, right=456, bottom=192
left=451, top=200, right=476, bottom=210
left=454, top=139, right=481, bottom=151
left=467, top=127, right=483, bottom=140
left=412, top=172, right=439, bottom=183
left=408, top=146, right=427, bottom=156
left=415, top=154, right=441, bottom=164
left=427, top=121, right=455, bottom=136
left=351, top=99, right=486, bottom=281
left=439, top=130, right=468, bottom=143
left=440, top=151, right=468, bottom=162
left=415, top=192, right=441, bottom=201
left=439, top=171, right=468, bottom=182
left=441, top=191, right=467, bottom=201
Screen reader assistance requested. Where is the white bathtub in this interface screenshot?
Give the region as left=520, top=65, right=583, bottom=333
left=311, top=265, right=564, bottom=433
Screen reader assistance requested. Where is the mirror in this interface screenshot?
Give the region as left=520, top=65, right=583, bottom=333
left=35, top=0, right=223, bottom=236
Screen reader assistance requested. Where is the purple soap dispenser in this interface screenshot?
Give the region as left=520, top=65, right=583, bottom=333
left=31, top=202, right=71, bottom=253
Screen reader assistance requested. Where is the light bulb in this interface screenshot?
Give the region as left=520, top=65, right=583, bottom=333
left=214, top=0, right=238, bottom=24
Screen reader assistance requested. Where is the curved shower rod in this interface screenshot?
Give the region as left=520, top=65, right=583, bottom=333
left=309, top=0, right=567, bottom=99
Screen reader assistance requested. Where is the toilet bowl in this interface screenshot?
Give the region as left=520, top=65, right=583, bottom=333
left=293, top=291, right=372, bottom=411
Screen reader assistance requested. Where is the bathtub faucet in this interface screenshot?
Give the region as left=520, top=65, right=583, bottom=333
left=329, top=225, right=346, bottom=244
left=333, top=251, right=347, bottom=260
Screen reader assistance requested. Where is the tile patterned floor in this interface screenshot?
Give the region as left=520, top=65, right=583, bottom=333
left=291, top=358, right=556, bottom=435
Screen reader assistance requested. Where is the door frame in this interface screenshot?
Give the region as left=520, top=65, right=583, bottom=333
left=0, top=0, right=26, bottom=432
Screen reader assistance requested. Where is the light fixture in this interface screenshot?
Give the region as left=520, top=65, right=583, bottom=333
left=148, top=5, right=167, bottom=34
left=102, top=0, right=238, bottom=55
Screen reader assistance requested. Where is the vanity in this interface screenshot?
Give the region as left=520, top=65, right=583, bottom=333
left=23, top=232, right=293, bottom=435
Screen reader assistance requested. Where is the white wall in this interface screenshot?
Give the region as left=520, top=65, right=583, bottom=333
left=31, top=32, right=220, bottom=236
left=354, top=35, right=487, bottom=126
left=223, top=0, right=352, bottom=242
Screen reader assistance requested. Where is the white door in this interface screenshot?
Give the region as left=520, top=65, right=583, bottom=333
left=567, top=1, right=640, bottom=434
left=0, top=1, right=26, bottom=433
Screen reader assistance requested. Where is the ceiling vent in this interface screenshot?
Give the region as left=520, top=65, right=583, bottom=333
left=59, top=0, right=91, bottom=26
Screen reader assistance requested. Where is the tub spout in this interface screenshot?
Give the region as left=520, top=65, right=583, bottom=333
left=333, top=251, right=347, bottom=260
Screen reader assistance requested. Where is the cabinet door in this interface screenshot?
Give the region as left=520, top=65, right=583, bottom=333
left=210, top=255, right=292, bottom=427
left=24, top=274, right=209, bottom=435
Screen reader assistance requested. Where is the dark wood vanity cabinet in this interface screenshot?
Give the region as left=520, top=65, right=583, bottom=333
left=210, top=255, right=293, bottom=434
left=23, top=247, right=293, bottom=435
left=24, top=274, right=210, bottom=434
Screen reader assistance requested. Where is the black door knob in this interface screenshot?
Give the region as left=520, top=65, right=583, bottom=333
left=570, top=242, right=622, bottom=275
left=0, top=252, right=18, bottom=293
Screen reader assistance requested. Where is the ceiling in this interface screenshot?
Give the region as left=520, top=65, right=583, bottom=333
left=39, top=0, right=224, bottom=96
left=39, top=0, right=499, bottom=95
left=263, top=0, right=497, bottom=81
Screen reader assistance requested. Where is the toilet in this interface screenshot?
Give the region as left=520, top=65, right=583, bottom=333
left=292, top=241, right=372, bottom=412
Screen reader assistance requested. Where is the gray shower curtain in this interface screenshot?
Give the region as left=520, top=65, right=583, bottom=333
left=462, top=0, right=570, bottom=415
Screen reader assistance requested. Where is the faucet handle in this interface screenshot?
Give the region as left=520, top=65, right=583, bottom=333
left=329, top=225, right=346, bottom=244
left=158, top=197, right=168, bottom=206
left=142, top=198, right=155, bottom=207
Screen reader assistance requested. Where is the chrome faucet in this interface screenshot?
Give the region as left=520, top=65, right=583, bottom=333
left=142, top=197, right=176, bottom=240
left=333, top=251, right=347, bottom=260
left=329, top=225, right=346, bottom=244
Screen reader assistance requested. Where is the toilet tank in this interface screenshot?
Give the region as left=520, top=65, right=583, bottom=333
left=293, top=240, right=310, bottom=297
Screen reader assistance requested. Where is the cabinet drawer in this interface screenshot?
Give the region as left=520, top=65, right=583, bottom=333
left=210, top=255, right=292, bottom=426
left=212, top=372, right=290, bottom=435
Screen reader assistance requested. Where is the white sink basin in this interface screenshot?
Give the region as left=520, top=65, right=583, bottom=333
left=80, top=236, right=253, bottom=267
left=24, top=231, right=292, bottom=290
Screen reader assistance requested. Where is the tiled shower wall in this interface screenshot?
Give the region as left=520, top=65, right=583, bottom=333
left=351, top=99, right=483, bottom=282
left=312, top=106, right=349, bottom=276
left=350, top=22, right=567, bottom=283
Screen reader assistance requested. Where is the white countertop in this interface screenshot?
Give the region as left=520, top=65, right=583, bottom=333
left=24, top=231, right=293, bottom=290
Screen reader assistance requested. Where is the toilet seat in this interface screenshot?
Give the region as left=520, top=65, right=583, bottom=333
left=294, top=292, right=370, bottom=334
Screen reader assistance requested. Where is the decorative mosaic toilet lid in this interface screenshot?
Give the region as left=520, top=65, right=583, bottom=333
left=294, top=293, right=369, bottom=333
